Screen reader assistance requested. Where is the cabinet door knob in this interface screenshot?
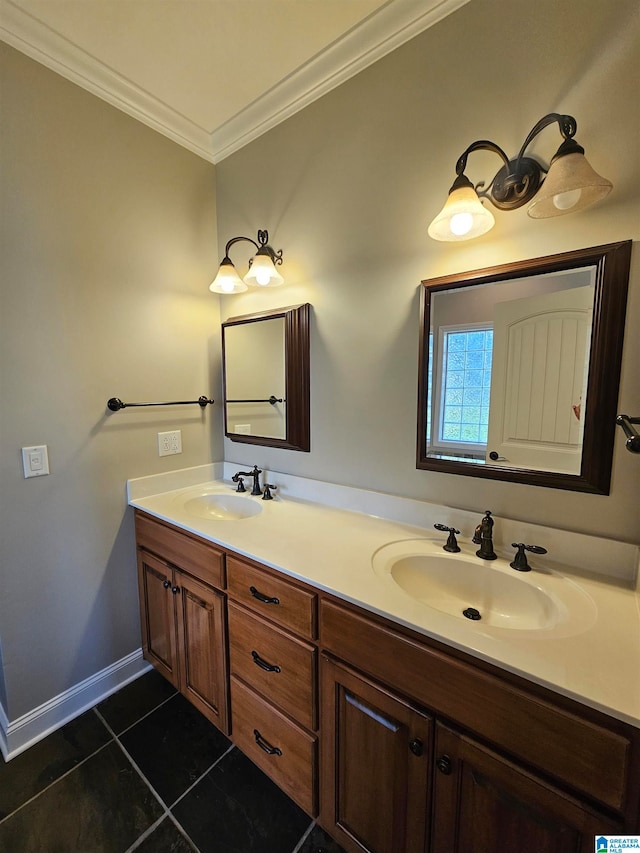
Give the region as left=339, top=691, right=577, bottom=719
left=163, top=580, right=171, bottom=589
left=253, top=729, right=282, bottom=756
left=409, top=738, right=424, bottom=757
left=436, top=754, right=452, bottom=775
left=171, top=586, right=180, bottom=595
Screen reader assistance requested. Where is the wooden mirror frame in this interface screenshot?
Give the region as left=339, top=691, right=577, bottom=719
left=222, top=303, right=310, bottom=452
left=417, top=241, right=632, bottom=494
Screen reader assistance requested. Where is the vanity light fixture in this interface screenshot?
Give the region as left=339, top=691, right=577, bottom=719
left=210, top=229, right=284, bottom=294
left=428, top=113, right=613, bottom=242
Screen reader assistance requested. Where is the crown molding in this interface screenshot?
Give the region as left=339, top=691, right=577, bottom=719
left=210, top=0, right=471, bottom=161
left=0, top=0, right=215, bottom=161
left=1, top=0, right=470, bottom=164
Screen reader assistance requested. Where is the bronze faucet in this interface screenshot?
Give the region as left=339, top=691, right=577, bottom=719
left=232, top=465, right=262, bottom=495
left=473, top=510, right=497, bottom=560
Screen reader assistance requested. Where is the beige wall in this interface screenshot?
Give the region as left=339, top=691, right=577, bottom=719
left=1, top=0, right=639, bottom=729
left=0, top=44, right=222, bottom=718
left=217, top=0, right=640, bottom=544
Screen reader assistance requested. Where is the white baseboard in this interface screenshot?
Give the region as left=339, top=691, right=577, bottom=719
left=0, top=649, right=152, bottom=762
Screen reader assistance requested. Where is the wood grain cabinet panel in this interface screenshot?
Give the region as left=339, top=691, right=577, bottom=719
left=176, top=572, right=228, bottom=732
left=319, top=655, right=432, bottom=853
left=137, top=549, right=179, bottom=689
left=135, top=511, right=225, bottom=588
left=231, top=675, right=317, bottom=816
left=227, top=555, right=316, bottom=639
left=228, top=601, right=317, bottom=730
left=320, top=598, right=634, bottom=815
left=137, top=542, right=229, bottom=735
left=431, top=722, right=620, bottom=853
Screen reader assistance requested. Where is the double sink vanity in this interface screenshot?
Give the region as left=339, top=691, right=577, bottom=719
left=129, top=464, right=640, bottom=853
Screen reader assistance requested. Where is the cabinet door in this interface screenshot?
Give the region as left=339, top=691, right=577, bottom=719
left=137, top=550, right=179, bottom=688
left=431, top=722, right=620, bottom=853
left=320, top=656, right=432, bottom=853
left=175, top=571, right=229, bottom=735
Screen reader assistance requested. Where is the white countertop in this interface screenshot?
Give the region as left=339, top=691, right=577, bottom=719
left=128, top=468, right=640, bottom=728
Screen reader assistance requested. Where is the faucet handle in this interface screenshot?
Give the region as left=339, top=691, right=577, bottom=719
left=510, top=542, right=548, bottom=572
left=234, top=476, right=246, bottom=493
left=434, top=523, right=461, bottom=553
left=262, top=484, right=277, bottom=501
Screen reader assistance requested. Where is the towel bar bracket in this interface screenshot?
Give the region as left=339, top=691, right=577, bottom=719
left=616, top=414, right=640, bottom=453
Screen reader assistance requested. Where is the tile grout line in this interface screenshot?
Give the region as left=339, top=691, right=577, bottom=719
left=97, top=705, right=235, bottom=853
left=167, top=743, right=236, bottom=811
left=94, top=707, right=180, bottom=853
left=111, top=690, right=179, bottom=739
left=291, top=818, right=317, bottom=852
left=0, top=737, right=113, bottom=826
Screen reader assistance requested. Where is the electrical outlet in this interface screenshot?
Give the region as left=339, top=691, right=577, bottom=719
left=158, top=430, right=182, bottom=457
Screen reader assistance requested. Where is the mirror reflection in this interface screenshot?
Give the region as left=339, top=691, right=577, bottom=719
left=426, top=268, right=594, bottom=474
left=222, top=303, right=310, bottom=452
left=225, top=316, right=286, bottom=440
left=417, top=242, right=631, bottom=493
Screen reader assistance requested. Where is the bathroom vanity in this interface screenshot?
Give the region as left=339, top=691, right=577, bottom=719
left=131, top=473, right=640, bottom=852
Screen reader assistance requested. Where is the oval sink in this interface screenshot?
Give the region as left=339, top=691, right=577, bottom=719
left=182, top=493, right=262, bottom=521
left=372, top=540, right=596, bottom=634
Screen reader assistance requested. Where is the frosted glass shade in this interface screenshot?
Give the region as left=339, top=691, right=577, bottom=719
left=428, top=183, right=495, bottom=242
left=243, top=252, right=284, bottom=287
left=209, top=259, right=248, bottom=294
left=528, top=152, right=612, bottom=219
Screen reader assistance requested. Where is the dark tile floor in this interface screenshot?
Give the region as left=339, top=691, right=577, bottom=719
left=0, top=669, right=345, bottom=853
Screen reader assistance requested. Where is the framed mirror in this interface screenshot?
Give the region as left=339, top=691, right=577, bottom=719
left=417, top=242, right=631, bottom=493
left=222, top=303, right=310, bottom=452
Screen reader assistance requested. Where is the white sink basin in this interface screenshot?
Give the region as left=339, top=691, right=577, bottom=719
left=182, top=493, right=263, bottom=521
left=372, top=539, right=596, bottom=635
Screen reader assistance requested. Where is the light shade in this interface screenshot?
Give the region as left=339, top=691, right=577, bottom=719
left=243, top=250, right=284, bottom=287
left=209, top=258, right=248, bottom=294
left=528, top=148, right=612, bottom=219
left=428, top=176, right=495, bottom=242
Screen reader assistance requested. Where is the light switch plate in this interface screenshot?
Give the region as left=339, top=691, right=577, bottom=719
left=22, top=445, right=50, bottom=478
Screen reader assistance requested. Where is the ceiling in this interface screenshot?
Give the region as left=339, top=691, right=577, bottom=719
left=0, top=0, right=469, bottom=162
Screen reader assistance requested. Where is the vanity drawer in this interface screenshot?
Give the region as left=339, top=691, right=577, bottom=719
left=135, top=511, right=225, bottom=589
left=227, top=555, right=316, bottom=639
left=320, top=599, right=632, bottom=813
left=231, top=675, right=317, bottom=816
left=228, top=602, right=317, bottom=731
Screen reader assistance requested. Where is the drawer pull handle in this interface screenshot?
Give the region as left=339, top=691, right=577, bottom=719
left=253, top=729, right=282, bottom=756
left=249, top=585, right=280, bottom=605
left=436, top=754, right=453, bottom=775
left=251, top=651, right=281, bottom=673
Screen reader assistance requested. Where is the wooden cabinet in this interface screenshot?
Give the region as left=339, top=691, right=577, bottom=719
left=320, top=656, right=432, bottom=853
left=136, top=513, right=229, bottom=734
left=431, top=722, right=619, bottom=853
left=226, top=554, right=319, bottom=815
left=134, top=510, right=640, bottom=850
left=319, top=599, right=638, bottom=851
left=137, top=549, right=179, bottom=688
